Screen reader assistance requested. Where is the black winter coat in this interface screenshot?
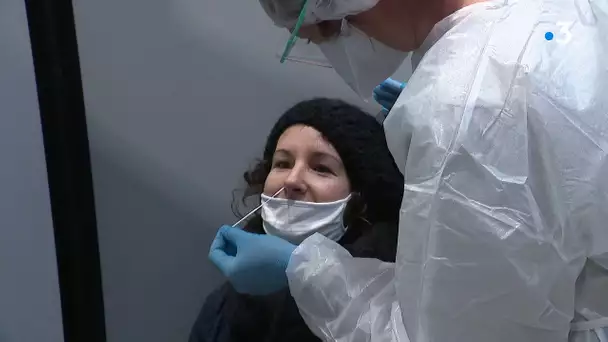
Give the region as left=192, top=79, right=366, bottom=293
left=189, top=216, right=398, bottom=342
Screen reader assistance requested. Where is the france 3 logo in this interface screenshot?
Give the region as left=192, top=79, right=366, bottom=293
left=545, top=22, right=573, bottom=44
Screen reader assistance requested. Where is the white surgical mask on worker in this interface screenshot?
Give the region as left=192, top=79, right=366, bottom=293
left=317, top=20, right=409, bottom=100
left=278, top=19, right=409, bottom=100
left=269, top=0, right=408, bottom=101
left=260, top=193, right=351, bottom=244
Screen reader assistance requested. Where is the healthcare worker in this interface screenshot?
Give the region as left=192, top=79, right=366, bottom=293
left=209, top=0, right=608, bottom=341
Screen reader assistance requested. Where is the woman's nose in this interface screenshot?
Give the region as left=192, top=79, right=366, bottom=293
left=283, top=166, right=306, bottom=198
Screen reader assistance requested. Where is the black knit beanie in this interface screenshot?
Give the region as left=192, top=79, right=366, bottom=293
left=263, top=98, right=404, bottom=223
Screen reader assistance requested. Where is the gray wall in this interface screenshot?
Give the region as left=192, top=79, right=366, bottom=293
left=72, top=0, right=408, bottom=341
left=0, top=1, right=65, bottom=341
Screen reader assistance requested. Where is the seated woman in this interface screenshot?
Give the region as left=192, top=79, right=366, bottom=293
left=189, top=98, right=404, bottom=342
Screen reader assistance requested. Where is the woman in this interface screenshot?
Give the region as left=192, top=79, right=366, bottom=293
left=190, top=98, right=404, bottom=342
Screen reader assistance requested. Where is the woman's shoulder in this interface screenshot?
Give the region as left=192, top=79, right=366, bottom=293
left=189, top=282, right=272, bottom=342
left=190, top=280, right=321, bottom=342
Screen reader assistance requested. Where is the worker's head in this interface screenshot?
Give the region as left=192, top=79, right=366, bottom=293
left=234, top=98, right=403, bottom=243
left=259, top=0, right=485, bottom=97
left=262, top=0, right=482, bottom=50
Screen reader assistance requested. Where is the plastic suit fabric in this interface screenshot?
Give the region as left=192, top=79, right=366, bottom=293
left=285, top=0, right=608, bottom=341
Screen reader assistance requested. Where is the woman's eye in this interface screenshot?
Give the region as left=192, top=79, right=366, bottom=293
left=272, top=160, right=290, bottom=169
left=313, top=164, right=334, bottom=174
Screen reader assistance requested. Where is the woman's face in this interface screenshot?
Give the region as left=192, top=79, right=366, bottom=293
left=263, top=125, right=351, bottom=202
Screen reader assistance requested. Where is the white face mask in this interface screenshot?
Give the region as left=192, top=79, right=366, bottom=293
left=318, top=21, right=409, bottom=100
left=260, top=193, right=352, bottom=244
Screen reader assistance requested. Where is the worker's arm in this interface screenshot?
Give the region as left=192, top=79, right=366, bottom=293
left=286, top=233, right=409, bottom=342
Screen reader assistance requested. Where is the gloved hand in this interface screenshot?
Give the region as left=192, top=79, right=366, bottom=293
left=208, top=225, right=297, bottom=295
left=373, top=78, right=406, bottom=114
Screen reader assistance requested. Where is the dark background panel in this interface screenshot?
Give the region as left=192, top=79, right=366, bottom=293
left=24, top=0, right=106, bottom=341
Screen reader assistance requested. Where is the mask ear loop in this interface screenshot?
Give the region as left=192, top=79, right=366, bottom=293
left=343, top=192, right=371, bottom=227
left=353, top=192, right=371, bottom=225
left=358, top=201, right=371, bottom=225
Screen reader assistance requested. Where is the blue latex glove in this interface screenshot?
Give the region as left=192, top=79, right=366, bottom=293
left=373, top=78, right=406, bottom=114
left=208, top=225, right=297, bottom=295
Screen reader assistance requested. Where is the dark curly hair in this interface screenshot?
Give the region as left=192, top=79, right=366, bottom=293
left=231, top=98, right=404, bottom=239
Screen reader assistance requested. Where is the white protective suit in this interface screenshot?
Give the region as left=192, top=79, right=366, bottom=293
left=285, top=0, right=608, bottom=341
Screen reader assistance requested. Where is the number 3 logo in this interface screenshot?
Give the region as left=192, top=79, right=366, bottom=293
left=556, top=22, right=573, bottom=44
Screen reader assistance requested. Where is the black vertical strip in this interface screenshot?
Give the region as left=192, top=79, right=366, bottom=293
left=24, top=1, right=107, bottom=341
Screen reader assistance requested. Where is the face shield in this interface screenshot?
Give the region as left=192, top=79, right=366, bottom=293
left=265, top=0, right=409, bottom=101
